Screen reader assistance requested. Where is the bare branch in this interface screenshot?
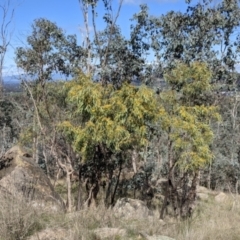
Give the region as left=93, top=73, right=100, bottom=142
left=0, top=0, right=16, bottom=96
left=78, top=0, right=124, bottom=83
left=101, top=0, right=123, bottom=84
left=78, top=0, right=92, bottom=74
left=22, top=79, right=44, bottom=133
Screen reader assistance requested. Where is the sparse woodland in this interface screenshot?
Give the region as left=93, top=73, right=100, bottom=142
left=2, top=0, right=240, bottom=239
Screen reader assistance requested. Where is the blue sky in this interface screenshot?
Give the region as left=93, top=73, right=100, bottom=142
left=3, top=0, right=192, bottom=77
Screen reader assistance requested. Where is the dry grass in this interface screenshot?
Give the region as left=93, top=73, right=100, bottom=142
left=0, top=191, right=66, bottom=240
left=173, top=196, right=240, bottom=240
left=63, top=194, right=240, bottom=240
left=0, top=193, right=42, bottom=240
left=1, top=192, right=240, bottom=239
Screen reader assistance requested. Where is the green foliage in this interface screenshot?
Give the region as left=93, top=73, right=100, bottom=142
left=208, top=93, right=240, bottom=191
left=10, top=0, right=240, bottom=214
left=15, top=18, right=84, bottom=86
left=131, top=0, right=240, bottom=86
left=0, top=98, right=22, bottom=151
left=164, top=62, right=212, bottom=98
left=160, top=62, right=220, bottom=171
left=0, top=99, right=14, bottom=128
left=94, top=24, right=144, bottom=85
left=19, top=127, right=36, bottom=146
left=60, top=73, right=160, bottom=161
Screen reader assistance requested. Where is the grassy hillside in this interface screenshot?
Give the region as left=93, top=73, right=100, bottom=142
left=1, top=190, right=240, bottom=240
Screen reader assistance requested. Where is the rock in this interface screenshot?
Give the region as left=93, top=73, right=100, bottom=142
left=197, top=186, right=211, bottom=194
left=215, top=192, right=227, bottom=202
left=93, top=228, right=127, bottom=239
left=146, top=236, right=175, bottom=240
left=0, top=145, right=64, bottom=210
left=139, top=232, right=175, bottom=240
left=28, top=227, right=68, bottom=240
left=197, top=192, right=209, bottom=201
left=0, top=185, right=12, bottom=197
left=113, top=197, right=152, bottom=219
left=196, top=186, right=217, bottom=200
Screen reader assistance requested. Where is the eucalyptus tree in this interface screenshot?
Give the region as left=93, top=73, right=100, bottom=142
left=78, top=0, right=122, bottom=76
left=208, top=91, right=240, bottom=193
left=15, top=18, right=84, bottom=129
left=92, top=24, right=145, bottom=86
left=128, top=0, right=240, bottom=200
left=131, top=0, right=240, bottom=87
left=15, top=18, right=84, bottom=174
left=78, top=0, right=146, bottom=86
left=16, top=18, right=84, bottom=94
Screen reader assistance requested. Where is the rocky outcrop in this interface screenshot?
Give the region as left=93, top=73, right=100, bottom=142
left=0, top=145, right=64, bottom=210
left=215, top=192, right=227, bottom=203
left=113, top=197, right=153, bottom=219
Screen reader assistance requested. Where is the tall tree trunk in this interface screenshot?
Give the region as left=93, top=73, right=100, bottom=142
left=160, top=180, right=169, bottom=219
left=66, top=171, right=72, bottom=212
left=180, top=171, right=199, bottom=219
left=207, top=163, right=211, bottom=189
left=105, top=172, right=113, bottom=207
left=235, top=179, right=239, bottom=195
left=160, top=136, right=178, bottom=219
left=33, top=135, right=39, bottom=164
left=77, top=164, right=85, bottom=210
left=111, top=161, right=122, bottom=206
left=0, top=70, right=3, bottom=99
left=51, top=146, right=73, bottom=212
left=77, top=183, right=82, bottom=211
left=132, top=148, right=138, bottom=174
left=42, top=143, right=49, bottom=177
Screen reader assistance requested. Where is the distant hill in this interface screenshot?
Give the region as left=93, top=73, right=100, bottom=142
left=3, top=75, right=22, bottom=92
left=2, top=74, right=167, bottom=93
left=2, top=73, right=71, bottom=93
